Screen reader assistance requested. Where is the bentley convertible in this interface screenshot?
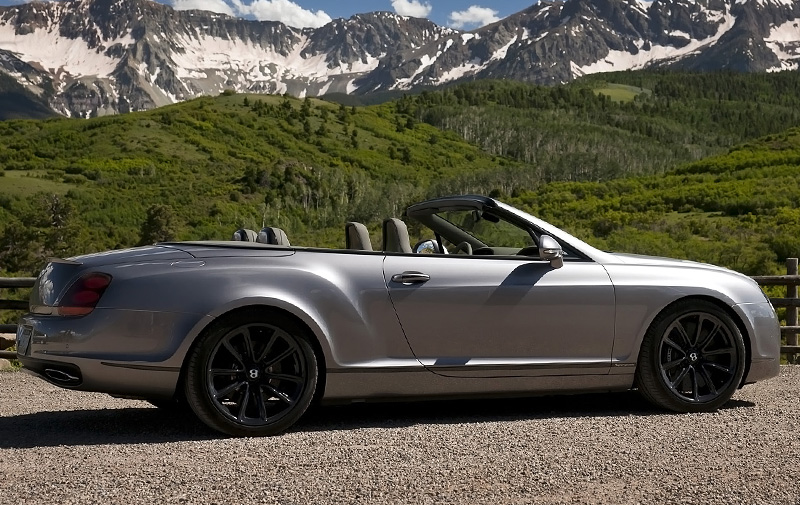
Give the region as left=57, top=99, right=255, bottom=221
left=17, top=195, right=780, bottom=436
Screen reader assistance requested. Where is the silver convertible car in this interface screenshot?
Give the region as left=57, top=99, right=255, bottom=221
left=17, top=195, right=780, bottom=436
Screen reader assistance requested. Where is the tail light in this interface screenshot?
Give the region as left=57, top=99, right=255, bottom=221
left=57, top=273, right=112, bottom=316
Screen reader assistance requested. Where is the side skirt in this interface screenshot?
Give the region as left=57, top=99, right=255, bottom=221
left=323, top=368, right=635, bottom=402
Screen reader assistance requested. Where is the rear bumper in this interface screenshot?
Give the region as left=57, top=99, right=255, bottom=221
left=18, top=353, right=180, bottom=398
left=16, top=308, right=209, bottom=398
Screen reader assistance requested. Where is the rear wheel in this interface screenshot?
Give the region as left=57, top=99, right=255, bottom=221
left=636, top=300, right=745, bottom=412
left=184, top=310, right=318, bottom=436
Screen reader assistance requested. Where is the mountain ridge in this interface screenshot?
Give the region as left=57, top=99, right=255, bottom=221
left=1, top=0, right=799, bottom=118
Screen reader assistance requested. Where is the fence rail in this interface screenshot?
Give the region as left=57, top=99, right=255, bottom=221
left=755, top=258, right=799, bottom=362
left=0, top=277, right=35, bottom=360
left=2, top=260, right=800, bottom=362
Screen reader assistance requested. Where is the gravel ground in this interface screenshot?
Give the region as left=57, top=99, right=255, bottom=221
left=1, top=367, right=799, bottom=505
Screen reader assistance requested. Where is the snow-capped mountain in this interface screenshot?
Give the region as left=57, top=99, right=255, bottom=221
left=0, top=0, right=798, bottom=118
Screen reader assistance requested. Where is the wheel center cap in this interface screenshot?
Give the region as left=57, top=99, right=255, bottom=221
left=689, top=352, right=699, bottom=363
left=248, top=368, right=260, bottom=380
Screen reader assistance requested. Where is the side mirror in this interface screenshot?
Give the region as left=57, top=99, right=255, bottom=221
left=539, top=235, right=564, bottom=269
left=413, top=239, right=442, bottom=254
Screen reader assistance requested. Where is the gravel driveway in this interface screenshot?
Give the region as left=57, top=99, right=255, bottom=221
left=1, top=367, right=798, bottom=505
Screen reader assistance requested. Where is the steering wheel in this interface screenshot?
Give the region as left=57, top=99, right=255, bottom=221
left=451, top=241, right=473, bottom=255
left=516, top=246, right=540, bottom=256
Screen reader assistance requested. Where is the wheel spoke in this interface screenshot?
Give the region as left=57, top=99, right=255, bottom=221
left=237, top=384, right=251, bottom=422
left=663, top=337, right=686, bottom=354
left=255, top=332, right=278, bottom=363
left=690, top=368, right=699, bottom=401
left=662, top=357, right=685, bottom=371
left=697, top=320, right=721, bottom=352
left=669, top=365, right=691, bottom=389
left=698, top=366, right=718, bottom=396
left=222, top=338, right=246, bottom=366
left=693, top=315, right=707, bottom=347
left=703, top=361, right=732, bottom=375
left=214, top=380, right=246, bottom=399
left=266, top=372, right=304, bottom=384
left=210, top=367, right=242, bottom=376
left=704, top=346, right=735, bottom=357
left=263, top=384, right=295, bottom=405
left=242, top=326, right=256, bottom=361
left=674, top=321, right=693, bottom=348
left=263, top=344, right=298, bottom=369
left=256, top=388, right=269, bottom=421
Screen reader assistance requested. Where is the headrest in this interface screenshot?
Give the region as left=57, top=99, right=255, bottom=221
left=257, top=227, right=290, bottom=246
left=382, top=218, right=412, bottom=253
left=232, top=229, right=258, bottom=241
left=345, top=222, right=373, bottom=251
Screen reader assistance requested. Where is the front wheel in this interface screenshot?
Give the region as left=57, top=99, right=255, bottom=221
left=184, top=310, right=318, bottom=436
left=636, top=300, right=746, bottom=412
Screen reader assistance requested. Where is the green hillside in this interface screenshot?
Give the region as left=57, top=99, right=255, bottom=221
left=0, top=91, right=507, bottom=274
left=1, top=71, right=800, bottom=280
left=508, top=128, right=800, bottom=276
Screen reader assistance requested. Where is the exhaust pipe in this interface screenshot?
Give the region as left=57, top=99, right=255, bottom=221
left=44, top=368, right=81, bottom=386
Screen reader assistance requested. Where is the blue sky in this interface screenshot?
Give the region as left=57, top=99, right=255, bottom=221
left=0, top=0, right=538, bottom=29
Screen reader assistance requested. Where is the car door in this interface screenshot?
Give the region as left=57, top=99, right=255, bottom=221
left=383, top=254, right=615, bottom=378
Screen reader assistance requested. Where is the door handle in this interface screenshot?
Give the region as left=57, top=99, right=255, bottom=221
left=391, top=271, right=430, bottom=284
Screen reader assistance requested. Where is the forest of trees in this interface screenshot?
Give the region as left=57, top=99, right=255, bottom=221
left=400, top=73, right=800, bottom=182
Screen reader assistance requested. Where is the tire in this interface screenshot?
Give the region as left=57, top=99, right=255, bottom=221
left=635, top=299, right=746, bottom=413
left=184, top=310, right=318, bottom=437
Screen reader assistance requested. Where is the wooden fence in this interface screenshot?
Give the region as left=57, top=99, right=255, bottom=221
left=0, top=276, right=35, bottom=360
left=752, top=258, right=799, bottom=363
left=1, top=259, right=800, bottom=362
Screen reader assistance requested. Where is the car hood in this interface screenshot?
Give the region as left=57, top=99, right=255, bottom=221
left=608, top=252, right=737, bottom=274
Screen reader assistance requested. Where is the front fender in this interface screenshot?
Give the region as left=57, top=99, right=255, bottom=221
left=605, top=264, right=771, bottom=364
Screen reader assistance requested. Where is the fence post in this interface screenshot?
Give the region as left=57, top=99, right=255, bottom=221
left=787, top=258, right=798, bottom=364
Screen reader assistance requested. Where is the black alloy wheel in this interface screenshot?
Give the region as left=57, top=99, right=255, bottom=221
left=636, top=299, right=746, bottom=412
left=185, top=310, right=318, bottom=436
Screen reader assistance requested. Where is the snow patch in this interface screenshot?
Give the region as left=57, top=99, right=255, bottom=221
left=490, top=36, right=518, bottom=62
left=576, top=10, right=736, bottom=76
left=767, top=19, right=800, bottom=43
left=765, top=19, right=800, bottom=71
left=0, top=23, right=131, bottom=77
left=318, top=80, right=332, bottom=95
left=436, top=57, right=484, bottom=83
left=669, top=30, right=691, bottom=39
left=169, top=29, right=381, bottom=93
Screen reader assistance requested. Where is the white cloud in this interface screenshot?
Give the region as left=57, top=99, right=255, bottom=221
left=391, top=0, right=432, bottom=18
left=170, top=0, right=331, bottom=28
left=231, top=0, right=331, bottom=28
left=170, top=0, right=235, bottom=16
left=449, top=5, right=500, bottom=29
